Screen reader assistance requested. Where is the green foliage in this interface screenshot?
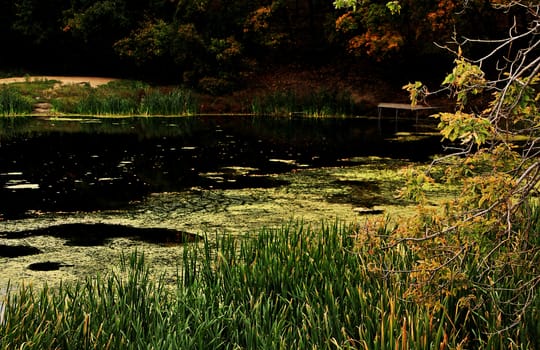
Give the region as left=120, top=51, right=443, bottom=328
left=396, top=165, right=434, bottom=203
left=402, top=81, right=427, bottom=107
left=209, top=36, right=243, bottom=69
left=435, top=111, right=492, bottom=145
left=490, top=73, right=540, bottom=126
left=334, top=0, right=401, bottom=13
left=46, top=81, right=198, bottom=116
left=113, top=19, right=173, bottom=65
left=64, top=0, right=129, bottom=42
left=386, top=1, right=401, bottom=15
left=10, top=0, right=67, bottom=44
left=333, top=0, right=359, bottom=10
left=442, top=57, right=486, bottom=108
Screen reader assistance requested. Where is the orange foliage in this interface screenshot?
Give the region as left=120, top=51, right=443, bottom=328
left=243, top=6, right=272, bottom=33
left=427, top=0, right=457, bottom=32
left=335, top=12, right=357, bottom=34
left=348, top=29, right=403, bottom=59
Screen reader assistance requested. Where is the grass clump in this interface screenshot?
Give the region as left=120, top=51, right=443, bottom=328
left=75, top=91, right=139, bottom=115
left=0, top=86, right=34, bottom=115
left=51, top=81, right=198, bottom=116
left=140, top=88, right=198, bottom=115
left=251, top=89, right=358, bottom=117
left=52, top=80, right=144, bottom=116
left=1, top=222, right=538, bottom=349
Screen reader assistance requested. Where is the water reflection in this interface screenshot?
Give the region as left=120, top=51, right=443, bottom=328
left=0, top=116, right=440, bottom=219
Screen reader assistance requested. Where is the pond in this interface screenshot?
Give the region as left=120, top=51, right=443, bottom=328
left=0, top=115, right=442, bottom=288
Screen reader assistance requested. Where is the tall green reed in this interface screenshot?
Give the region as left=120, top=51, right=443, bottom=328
left=251, top=89, right=358, bottom=117
left=140, top=88, right=198, bottom=115
left=75, top=91, right=139, bottom=115
left=0, top=86, right=33, bottom=115
left=1, top=222, right=537, bottom=349
left=58, top=84, right=197, bottom=116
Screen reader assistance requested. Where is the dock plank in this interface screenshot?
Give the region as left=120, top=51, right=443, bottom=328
left=377, top=102, right=440, bottom=127
left=377, top=102, right=437, bottom=111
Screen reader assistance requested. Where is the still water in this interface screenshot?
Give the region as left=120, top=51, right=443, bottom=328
left=0, top=115, right=441, bottom=287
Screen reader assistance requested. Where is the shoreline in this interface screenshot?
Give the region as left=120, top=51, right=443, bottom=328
left=0, top=76, right=117, bottom=87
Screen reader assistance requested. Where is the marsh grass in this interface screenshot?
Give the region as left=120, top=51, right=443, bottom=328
left=251, top=89, right=358, bottom=117
left=0, top=222, right=538, bottom=349
left=1, top=79, right=358, bottom=117
left=75, top=91, right=139, bottom=115
left=140, top=88, right=198, bottom=115
left=64, top=81, right=143, bottom=115
left=50, top=81, right=197, bottom=116
left=0, top=86, right=34, bottom=115
left=49, top=83, right=92, bottom=113
left=8, top=79, right=59, bottom=100
left=0, top=79, right=62, bottom=115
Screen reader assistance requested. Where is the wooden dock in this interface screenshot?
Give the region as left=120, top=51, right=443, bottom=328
left=377, top=102, right=439, bottom=124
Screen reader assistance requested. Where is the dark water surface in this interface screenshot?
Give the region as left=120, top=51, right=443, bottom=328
left=0, top=115, right=442, bottom=283
left=0, top=116, right=439, bottom=220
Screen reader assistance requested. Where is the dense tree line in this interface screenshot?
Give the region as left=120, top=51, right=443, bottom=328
left=0, top=0, right=513, bottom=90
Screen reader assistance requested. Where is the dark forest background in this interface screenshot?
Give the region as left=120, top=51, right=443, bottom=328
left=0, top=0, right=511, bottom=91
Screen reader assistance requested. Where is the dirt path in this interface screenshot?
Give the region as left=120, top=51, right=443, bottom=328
left=0, top=76, right=117, bottom=87
left=0, top=76, right=119, bottom=114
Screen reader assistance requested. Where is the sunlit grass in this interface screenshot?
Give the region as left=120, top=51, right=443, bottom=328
left=2, top=221, right=537, bottom=349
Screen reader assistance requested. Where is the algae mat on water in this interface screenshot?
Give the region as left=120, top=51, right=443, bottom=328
left=0, top=156, right=456, bottom=291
